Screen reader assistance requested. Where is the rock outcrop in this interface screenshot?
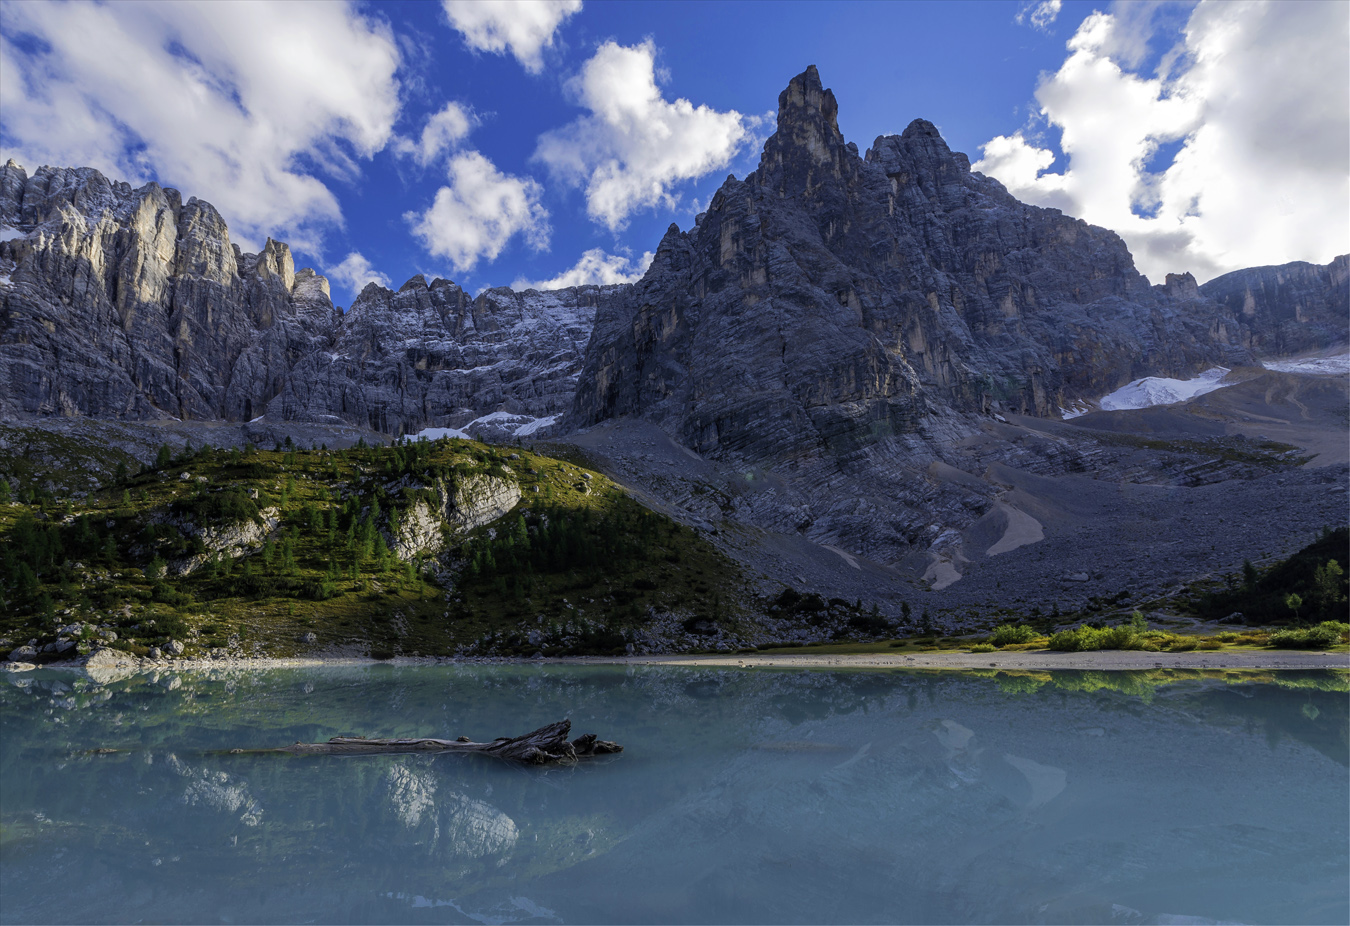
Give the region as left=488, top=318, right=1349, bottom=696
left=1197, top=255, right=1349, bottom=355
left=266, top=276, right=620, bottom=438
left=389, top=473, right=521, bottom=561
left=0, top=160, right=333, bottom=421
left=0, top=159, right=611, bottom=437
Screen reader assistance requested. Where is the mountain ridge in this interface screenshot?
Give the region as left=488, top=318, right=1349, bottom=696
left=0, top=66, right=1346, bottom=625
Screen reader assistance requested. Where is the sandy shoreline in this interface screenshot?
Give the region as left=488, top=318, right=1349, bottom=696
left=554, top=650, right=1350, bottom=670
left=8, top=649, right=1346, bottom=674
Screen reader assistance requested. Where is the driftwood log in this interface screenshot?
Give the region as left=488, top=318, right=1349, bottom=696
left=227, top=719, right=621, bottom=765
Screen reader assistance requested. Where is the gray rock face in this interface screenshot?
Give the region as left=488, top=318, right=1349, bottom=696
left=0, top=159, right=610, bottom=437
left=0, top=160, right=335, bottom=421
left=267, top=277, right=621, bottom=438
left=1197, top=255, right=1349, bottom=355
left=3, top=70, right=1341, bottom=448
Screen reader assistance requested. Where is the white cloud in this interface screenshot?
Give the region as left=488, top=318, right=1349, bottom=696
left=441, top=0, right=581, bottom=74
left=405, top=151, right=550, bottom=273
left=0, top=1, right=401, bottom=254
left=327, top=252, right=392, bottom=293
left=534, top=40, right=755, bottom=230
left=391, top=102, right=476, bottom=166
left=974, top=0, right=1350, bottom=283
left=513, top=248, right=653, bottom=290
left=1016, top=0, right=1063, bottom=32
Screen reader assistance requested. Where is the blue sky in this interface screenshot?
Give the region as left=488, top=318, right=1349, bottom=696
left=2, top=1, right=1346, bottom=305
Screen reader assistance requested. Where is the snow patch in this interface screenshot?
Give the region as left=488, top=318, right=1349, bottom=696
left=0, top=274, right=10, bottom=287
left=414, top=412, right=558, bottom=444
left=0, top=225, right=27, bottom=242
left=513, top=415, right=557, bottom=436
left=1098, top=367, right=1232, bottom=412
left=414, top=426, right=472, bottom=441
left=471, top=411, right=526, bottom=425
left=1261, top=352, right=1350, bottom=376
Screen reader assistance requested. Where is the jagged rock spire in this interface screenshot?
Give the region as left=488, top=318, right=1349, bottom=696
left=756, top=65, right=857, bottom=189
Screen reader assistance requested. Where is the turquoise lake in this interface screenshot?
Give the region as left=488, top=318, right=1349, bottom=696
left=1, top=664, right=1346, bottom=925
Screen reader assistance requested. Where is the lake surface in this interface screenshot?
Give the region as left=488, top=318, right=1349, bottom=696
left=1, top=664, right=1346, bottom=925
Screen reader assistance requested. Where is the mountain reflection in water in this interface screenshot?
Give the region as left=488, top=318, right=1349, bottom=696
left=1, top=665, right=1346, bottom=925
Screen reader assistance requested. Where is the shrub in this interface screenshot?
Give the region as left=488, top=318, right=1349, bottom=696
left=1269, top=621, right=1348, bottom=649
left=1047, top=623, right=1146, bottom=652
left=989, top=623, right=1037, bottom=647
left=1048, top=626, right=1095, bottom=652
left=969, top=643, right=996, bottom=653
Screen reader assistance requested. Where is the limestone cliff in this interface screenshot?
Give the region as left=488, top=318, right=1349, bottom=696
left=267, top=276, right=620, bottom=438
left=0, top=160, right=333, bottom=421
left=1, top=67, right=1343, bottom=452
left=1197, top=255, right=1349, bottom=355
left=0, top=160, right=607, bottom=438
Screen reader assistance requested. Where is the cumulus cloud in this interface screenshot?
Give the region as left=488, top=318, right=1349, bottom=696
left=974, top=0, right=1349, bottom=283
left=441, top=0, right=581, bottom=74
left=391, top=102, right=476, bottom=166
left=513, top=248, right=653, bottom=290
left=0, top=0, right=401, bottom=253
left=534, top=40, right=755, bottom=230
left=406, top=151, right=550, bottom=273
left=327, top=252, right=392, bottom=293
left=1016, top=0, right=1062, bottom=32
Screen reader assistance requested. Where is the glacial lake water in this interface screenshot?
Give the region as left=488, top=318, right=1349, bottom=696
left=1, top=664, right=1346, bottom=925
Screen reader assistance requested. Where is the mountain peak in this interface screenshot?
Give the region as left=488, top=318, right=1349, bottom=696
left=777, top=65, right=839, bottom=136
left=760, top=65, right=847, bottom=172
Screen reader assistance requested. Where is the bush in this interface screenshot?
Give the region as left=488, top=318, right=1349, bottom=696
left=969, top=643, right=996, bottom=653
left=1047, top=624, right=1144, bottom=652
left=1048, top=626, right=1095, bottom=652
left=989, top=623, right=1038, bottom=647
left=1269, top=621, right=1348, bottom=649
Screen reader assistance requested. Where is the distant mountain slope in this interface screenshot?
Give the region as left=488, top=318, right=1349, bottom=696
left=1198, top=255, right=1348, bottom=355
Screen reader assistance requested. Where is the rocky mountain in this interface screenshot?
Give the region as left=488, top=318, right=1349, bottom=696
left=2, top=71, right=1344, bottom=442
left=0, top=160, right=606, bottom=439
left=567, top=66, right=1320, bottom=448
left=265, top=276, right=623, bottom=440
left=1197, top=255, right=1348, bottom=355
left=1, top=67, right=1345, bottom=614
left=0, top=161, right=331, bottom=422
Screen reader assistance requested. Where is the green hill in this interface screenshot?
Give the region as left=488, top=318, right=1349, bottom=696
left=0, top=436, right=748, bottom=660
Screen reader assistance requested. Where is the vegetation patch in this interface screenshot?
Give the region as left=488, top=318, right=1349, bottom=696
left=0, top=435, right=747, bottom=659
left=1196, top=527, right=1348, bottom=626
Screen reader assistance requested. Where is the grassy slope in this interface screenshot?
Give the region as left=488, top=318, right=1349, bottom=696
left=0, top=437, right=747, bottom=659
